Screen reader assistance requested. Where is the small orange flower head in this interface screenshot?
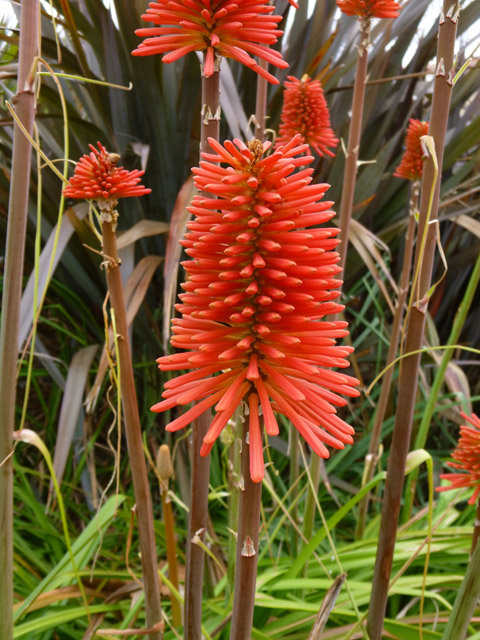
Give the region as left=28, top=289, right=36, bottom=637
left=152, top=135, right=359, bottom=483
left=63, top=142, right=151, bottom=207
left=437, top=412, right=480, bottom=505
left=336, top=0, right=400, bottom=19
left=394, top=119, right=429, bottom=181
left=275, top=75, right=338, bottom=158
left=132, top=0, right=288, bottom=83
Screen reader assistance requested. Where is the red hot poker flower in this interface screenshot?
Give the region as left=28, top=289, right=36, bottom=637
left=152, top=135, right=359, bottom=483
left=63, top=142, right=151, bottom=206
left=336, top=0, right=400, bottom=19
left=394, top=119, right=429, bottom=182
left=132, top=0, right=288, bottom=83
left=437, top=412, right=480, bottom=505
left=275, top=75, right=338, bottom=158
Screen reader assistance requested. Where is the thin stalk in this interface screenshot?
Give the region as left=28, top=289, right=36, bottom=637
left=367, top=4, right=459, bottom=638
left=157, top=445, right=182, bottom=628
left=184, top=58, right=220, bottom=640
left=229, top=416, right=263, bottom=640
left=471, top=499, right=480, bottom=557
left=337, top=16, right=370, bottom=275
left=441, top=525, right=480, bottom=640
left=227, top=410, right=243, bottom=593
left=402, top=247, right=480, bottom=522
left=254, top=60, right=269, bottom=143
left=289, top=424, right=300, bottom=556
left=356, top=186, right=418, bottom=539
left=302, top=454, right=322, bottom=553
left=101, top=219, right=163, bottom=639
left=0, top=3, right=38, bottom=639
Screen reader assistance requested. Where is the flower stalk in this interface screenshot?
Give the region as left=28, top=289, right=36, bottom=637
left=403, top=248, right=480, bottom=521
left=367, top=3, right=460, bottom=637
left=0, top=2, right=38, bottom=639
left=183, top=57, right=220, bottom=640
left=337, top=16, right=370, bottom=274
left=157, top=445, right=182, bottom=628
left=440, top=530, right=480, bottom=640
left=229, top=412, right=263, bottom=640
left=101, top=216, right=163, bottom=639
left=356, top=184, right=418, bottom=539
left=254, top=59, right=269, bottom=143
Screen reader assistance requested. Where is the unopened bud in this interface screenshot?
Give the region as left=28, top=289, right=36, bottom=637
left=157, top=444, right=174, bottom=483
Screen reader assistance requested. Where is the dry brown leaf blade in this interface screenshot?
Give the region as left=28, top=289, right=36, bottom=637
left=348, top=220, right=396, bottom=315
left=49, top=344, right=99, bottom=503
left=307, top=573, right=347, bottom=639
left=163, top=175, right=195, bottom=349
left=116, top=219, right=169, bottom=250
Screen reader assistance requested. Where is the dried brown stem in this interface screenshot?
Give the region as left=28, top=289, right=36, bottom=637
left=367, top=4, right=459, bottom=638
left=101, top=220, right=163, bottom=639
left=0, top=3, right=38, bottom=639
left=356, top=185, right=418, bottom=539
left=337, top=17, right=370, bottom=275
left=229, top=415, right=263, bottom=640
left=183, top=59, right=220, bottom=640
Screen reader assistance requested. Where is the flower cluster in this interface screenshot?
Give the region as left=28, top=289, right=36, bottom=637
left=132, top=0, right=288, bottom=83
left=437, top=412, right=480, bottom=505
left=152, top=136, right=359, bottom=482
left=336, top=0, right=400, bottom=19
left=394, top=119, right=429, bottom=181
left=63, top=142, right=151, bottom=207
left=275, top=75, right=338, bottom=158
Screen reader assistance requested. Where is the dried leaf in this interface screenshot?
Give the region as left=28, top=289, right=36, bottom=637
left=163, top=175, right=196, bottom=349
left=49, top=344, right=99, bottom=500
left=307, top=573, right=347, bottom=639
left=116, top=219, right=169, bottom=250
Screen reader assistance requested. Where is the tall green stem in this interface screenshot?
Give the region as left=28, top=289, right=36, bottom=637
left=337, top=17, right=370, bottom=275
left=0, top=3, right=39, bottom=639
left=101, top=219, right=163, bottom=639
left=289, top=425, right=300, bottom=556
left=229, top=415, right=263, bottom=640
left=302, top=454, right=322, bottom=552
left=356, top=187, right=418, bottom=539
left=367, top=4, right=459, bottom=637
left=184, top=60, right=220, bottom=640
left=157, top=444, right=182, bottom=628
left=441, top=525, right=480, bottom=640
left=402, top=247, right=480, bottom=521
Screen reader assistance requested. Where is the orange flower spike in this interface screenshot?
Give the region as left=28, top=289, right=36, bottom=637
left=275, top=75, right=339, bottom=158
left=63, top=142, right=151, bottom=203
left=152, top=135, right=360, bottom=483
left=437, top=412, right=480, bottom=505
left=336, top=0, right=400, bottom=19
left=394, top=119, right=429, bottom=181
left=132, top=0, right=288, bottom=83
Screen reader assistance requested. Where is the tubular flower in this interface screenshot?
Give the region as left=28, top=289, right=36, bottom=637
left=394, top=119, right=429, bottom=181
left=336, top=0, right=400, bottom=19
left=152, top=135, right=359, bottom=483
left=63, top=142, right=151, bottom=207
left=132, top=0, right=288, bottom=83
left=437, top=413, right=480, bottom=505
left=275, top=75, right=338, bottom=158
